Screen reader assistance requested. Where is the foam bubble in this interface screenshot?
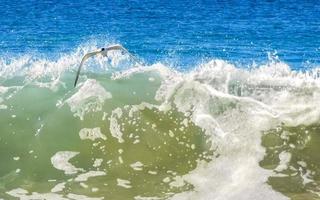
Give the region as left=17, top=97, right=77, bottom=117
left=130, top=161, right=144, bottom=171
left=117, top=178, right=132, bottom=189
left=74, top=171, right=106, bottom=182
left=93, top=158, right=103, bottom=167
left=79, top=127, right=107, bottom=141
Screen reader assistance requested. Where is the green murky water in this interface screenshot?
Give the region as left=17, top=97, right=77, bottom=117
left=1, top=65, right=320, bottom=200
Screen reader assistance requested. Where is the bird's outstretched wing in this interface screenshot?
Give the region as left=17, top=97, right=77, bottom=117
left=74, top=50, right=102, bottom=87
left=74, top=45, right=142, bottom=87
left=115, top=45, right=143, bottom=66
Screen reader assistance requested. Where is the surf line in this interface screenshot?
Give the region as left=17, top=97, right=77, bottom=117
left=74, top=44, right=143, bottom=87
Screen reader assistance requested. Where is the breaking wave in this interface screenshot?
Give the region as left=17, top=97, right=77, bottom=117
left=1, top=44, right=320, bottom=200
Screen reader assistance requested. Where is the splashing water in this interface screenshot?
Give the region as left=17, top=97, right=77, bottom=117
left=1, top=45, right=320, bottom=200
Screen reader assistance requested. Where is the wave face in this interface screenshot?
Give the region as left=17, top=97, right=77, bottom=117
left=1, top=46, right=320, bottom=200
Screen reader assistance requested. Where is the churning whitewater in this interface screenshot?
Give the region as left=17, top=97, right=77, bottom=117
left=0, top=45, right=320, bottom=199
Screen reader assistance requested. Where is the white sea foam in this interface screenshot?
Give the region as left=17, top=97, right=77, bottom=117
left=74, top=171, right=106, bottom=182
left=130, top=161, right=144, bottom=171
left=50, top=151, right=82, bottom=175
left=117, top=178, right=132, bottom=188
left=6, top=187, right=105, bottom=200
left=79, top=127, right=107, bottom=141
left=0, top=44, right=112, bottom=89
left=134, top=196, right=164, bottom=200
left=146, top=59, right=320, bottom=200
left=93, top=158, right=103, bottom=167
left=65, top=79, right=112, bottom=120
left=51, top=182, right=66, bottom=193
left=109, top=107, right=124, bottom=143
left=66, top=193, right=104, bottom=200
left=6, top=188, right=69, bottom=200
left=275, top=151, right=292, bottom=172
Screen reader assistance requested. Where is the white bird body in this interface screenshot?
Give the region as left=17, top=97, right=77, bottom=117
left=74, top=44, right=141, bottom=87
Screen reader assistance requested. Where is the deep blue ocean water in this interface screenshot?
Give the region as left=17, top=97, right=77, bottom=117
left=1, top=0, right=320, bottom=68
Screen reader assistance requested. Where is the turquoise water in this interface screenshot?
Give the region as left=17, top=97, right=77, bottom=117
left=1, top=0, right=320, bottom=199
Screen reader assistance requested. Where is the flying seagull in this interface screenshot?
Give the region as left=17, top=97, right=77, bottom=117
left=74, top=44, right=142, bottom=87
